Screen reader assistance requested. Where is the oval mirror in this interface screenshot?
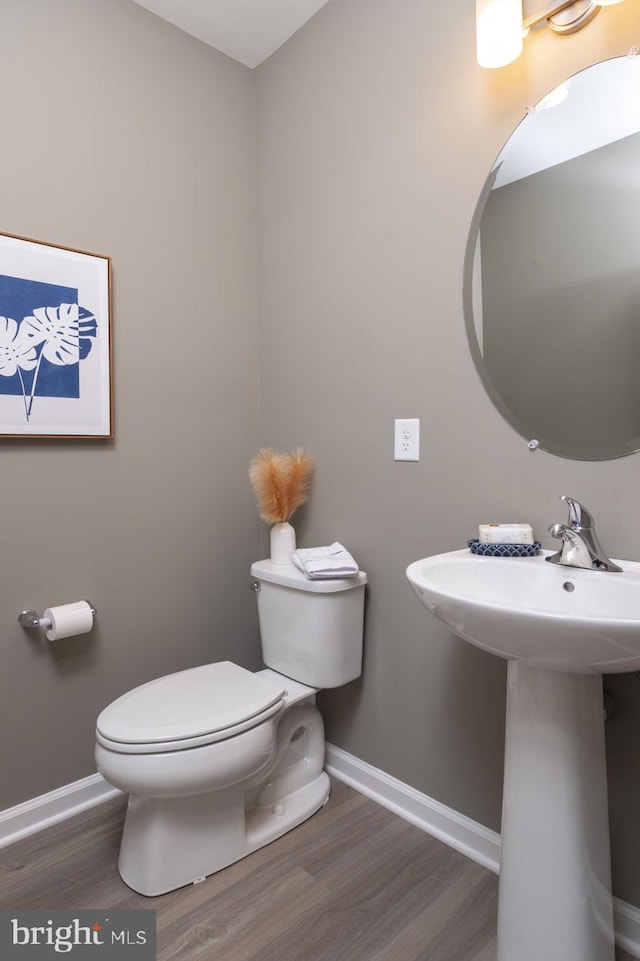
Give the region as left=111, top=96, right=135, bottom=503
left=464, top=54, right=640, bottom=460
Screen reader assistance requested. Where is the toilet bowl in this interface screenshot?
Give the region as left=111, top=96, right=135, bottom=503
left=95, top=560, right=366, bottom=896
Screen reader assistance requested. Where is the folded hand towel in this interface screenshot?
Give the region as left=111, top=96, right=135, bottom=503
left=292, top=542, right=359, bottom=579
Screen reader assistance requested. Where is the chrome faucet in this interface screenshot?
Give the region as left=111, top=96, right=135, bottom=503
left=546, top=495, right=622, bottom=572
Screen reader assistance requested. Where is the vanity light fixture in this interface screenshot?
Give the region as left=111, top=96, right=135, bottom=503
left=476, top=0, right=625, bottom=68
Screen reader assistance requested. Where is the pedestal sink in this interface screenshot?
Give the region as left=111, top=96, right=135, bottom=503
left=406, top=549, right=640, bottom=961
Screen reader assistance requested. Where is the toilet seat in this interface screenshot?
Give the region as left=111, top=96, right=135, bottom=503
left=96, top=661, right=285, bottom=755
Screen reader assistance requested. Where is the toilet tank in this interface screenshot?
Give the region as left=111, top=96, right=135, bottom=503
left=250, top=560, right=367, bottom=689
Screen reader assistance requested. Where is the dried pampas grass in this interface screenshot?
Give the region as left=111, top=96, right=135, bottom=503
left=249, top=447, right=313, bottom=524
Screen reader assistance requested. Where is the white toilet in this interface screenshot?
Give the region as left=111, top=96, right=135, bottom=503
left=95, top=559, right=366, bottom=896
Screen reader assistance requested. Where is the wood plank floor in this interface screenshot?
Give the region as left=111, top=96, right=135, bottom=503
left=0, top=779, right=633, bottom=961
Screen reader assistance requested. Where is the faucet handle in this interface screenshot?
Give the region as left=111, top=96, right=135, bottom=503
left=560, top=495, right=595, bottom=529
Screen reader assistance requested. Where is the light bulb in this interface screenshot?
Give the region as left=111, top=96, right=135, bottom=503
left=476, top=0, right=524, bottom=69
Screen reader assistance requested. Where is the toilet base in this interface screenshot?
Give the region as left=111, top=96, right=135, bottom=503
left=246, top=770, right=330, bottom=852
left=117, top=703, right=330, bottom=896
left=119, top=772, right=330, bottom=897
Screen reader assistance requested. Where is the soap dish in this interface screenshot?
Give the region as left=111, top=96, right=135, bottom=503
left=468, top=539, right=541, bottom=558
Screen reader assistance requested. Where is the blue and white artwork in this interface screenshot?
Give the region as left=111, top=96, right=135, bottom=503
left=0, top=276, right=97, bottom=421
left=0, top=234, right=111, bottom=437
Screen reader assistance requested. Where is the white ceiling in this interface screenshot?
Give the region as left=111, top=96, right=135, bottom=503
left=131, top=0, right=332, bottom=68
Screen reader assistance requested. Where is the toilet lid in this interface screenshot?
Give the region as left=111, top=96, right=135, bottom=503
left=96, top=661, right=285, bottom=747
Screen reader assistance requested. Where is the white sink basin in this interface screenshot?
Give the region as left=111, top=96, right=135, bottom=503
left=406, top=546, right=638, bottom=960
left=406, top=548, right=640, bottom=673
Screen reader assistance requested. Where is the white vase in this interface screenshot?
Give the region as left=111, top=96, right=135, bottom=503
left=270, top=521, right=296, bottom=565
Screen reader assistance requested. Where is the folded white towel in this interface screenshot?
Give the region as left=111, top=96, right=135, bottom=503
left=292, top=542, right=360, bottom=579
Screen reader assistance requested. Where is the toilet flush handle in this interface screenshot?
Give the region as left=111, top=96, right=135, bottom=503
left=248, top=580, right=261, bottom=593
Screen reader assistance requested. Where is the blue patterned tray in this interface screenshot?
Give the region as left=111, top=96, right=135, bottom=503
left=468, top=539, right=541, bottom=558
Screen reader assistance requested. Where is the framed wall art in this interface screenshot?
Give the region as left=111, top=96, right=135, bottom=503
left=0, top=232, right=112, bottom=438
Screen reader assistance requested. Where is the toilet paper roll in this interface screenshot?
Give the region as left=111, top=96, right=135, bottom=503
left=43, top=601, right=94, bottom=641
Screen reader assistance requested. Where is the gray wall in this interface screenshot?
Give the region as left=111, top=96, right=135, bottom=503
left=0, top=0, right=262, bottom=808
left=255, top=0, right=640, bottom=905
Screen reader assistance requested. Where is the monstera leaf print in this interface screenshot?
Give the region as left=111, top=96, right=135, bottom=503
left=0, top=316, right=41, bottom=421
left=20, top=304, right=97, bottom=365
left=0, top=316, right=39, bottom=377
left=11, top=304, right=98, bottom=421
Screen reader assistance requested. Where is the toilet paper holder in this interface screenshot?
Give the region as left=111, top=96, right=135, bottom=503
left=18, top=601, right=97, bottom=631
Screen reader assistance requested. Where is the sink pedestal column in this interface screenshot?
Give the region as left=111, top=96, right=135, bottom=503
left=497, top=662, right=614, bottom=961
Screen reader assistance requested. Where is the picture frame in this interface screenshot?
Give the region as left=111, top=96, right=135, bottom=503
left=0, top=231, right=112, bottom=438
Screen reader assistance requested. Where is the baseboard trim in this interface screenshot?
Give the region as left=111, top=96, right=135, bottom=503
left=614, top=898, right=640, bottom=958
left=325, top=742, right=640, bottom=958
left=0, top=774, right=121, bottom=850
left=325, top=743, right=501, bottom=873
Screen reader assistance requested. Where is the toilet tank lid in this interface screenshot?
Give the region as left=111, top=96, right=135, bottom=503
left=251, top=560, right=367, bottom=592
left=96, top=661, right=285, bottom=745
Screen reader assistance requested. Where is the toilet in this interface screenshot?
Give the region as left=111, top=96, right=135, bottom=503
left=95, top=558, right=366, bottom=896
